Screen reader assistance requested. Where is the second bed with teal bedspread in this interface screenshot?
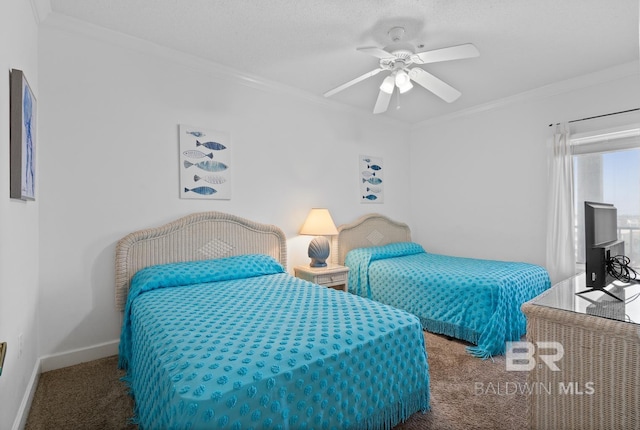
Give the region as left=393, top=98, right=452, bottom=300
left=119, top=254, right=430, bottom=429
left=345, top=242, right=551, bottom=358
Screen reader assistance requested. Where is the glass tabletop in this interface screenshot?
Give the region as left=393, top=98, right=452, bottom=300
left=528, top=273, right=640, bottom=325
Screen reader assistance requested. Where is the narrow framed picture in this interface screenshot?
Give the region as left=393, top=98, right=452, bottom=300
left=179, top=125, right=231, bottom=200
left=359, top=154, right=383, bottom=203
left=10, top=69, right=36, bottom=200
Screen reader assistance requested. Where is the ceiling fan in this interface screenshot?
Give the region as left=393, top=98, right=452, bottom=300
left=324, top=27, right=479, bottom=114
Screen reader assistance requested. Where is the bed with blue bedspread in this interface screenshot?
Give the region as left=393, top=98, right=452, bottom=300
left=334, top=214, right=551, bottom=359
left=115, top=212, right=430, bottom=429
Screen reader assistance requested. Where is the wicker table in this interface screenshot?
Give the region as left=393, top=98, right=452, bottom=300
left=293, top=264, right=349, bottom=292
left=522, top=273, right=640, bottom=430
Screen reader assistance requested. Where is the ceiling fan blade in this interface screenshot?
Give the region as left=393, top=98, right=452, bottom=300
left=408, top=67, right=461, bottom=103
left=373, top=76, right=395, bottom=114
left=324, top=68, right=384, bottom=97
left=411, top=43, right=479, bottom=65
left=373, top=89, right=393, bottom=114
left=357, top=46, right=395, bottom=60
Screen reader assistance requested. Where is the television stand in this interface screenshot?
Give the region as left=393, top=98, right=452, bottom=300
left=522, top=273, right=640, bottom=430
left=575, top=286, right=623, bottom=301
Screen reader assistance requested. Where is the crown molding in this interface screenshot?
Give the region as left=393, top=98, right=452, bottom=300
left=30, top=0, right=51, bottom=24
left=412, top=61, right=640, bottom=130
left=40, top=12, right=406, bottom=129
left=38, top=11, right=637, bottom=131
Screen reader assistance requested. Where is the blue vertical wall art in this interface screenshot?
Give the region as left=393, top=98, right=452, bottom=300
left=10, top=69, right=36, bottom=200
left=179, top=125, right=232, bottom=200
left=359, top=154, right=383, bottom=203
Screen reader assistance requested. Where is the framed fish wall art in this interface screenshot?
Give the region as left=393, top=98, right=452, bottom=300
left=179, top=124, right=231, bottom=200
left=10, top=69, right=36, bottom=200
left=359, top=154, right=383, bottom=204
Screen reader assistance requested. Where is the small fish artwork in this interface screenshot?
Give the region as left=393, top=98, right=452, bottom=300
left=183, top=160, right=228, bottom=172
left=194, top=174, right=227, bottom=185
left=185, top=186, right=217, bottom=195
left=196, top=140, right=227, bottom=151
left=183, top=150, right=213, bottom=159
left=186, top=130, right=205, bottom=138
left=359, top=154, right=383, bottom=204
left=180, top=125, right=231, bottom=200
left=362, top=177, right=383, bottom=185
left=361, top=171, right=376, bottom=178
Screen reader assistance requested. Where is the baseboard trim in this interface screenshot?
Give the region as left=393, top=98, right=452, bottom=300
left=11, top=340, right=120, bottom=429
left=12, top=358, right=40, bottom=430
left=40, top=339, right=119, bottom=373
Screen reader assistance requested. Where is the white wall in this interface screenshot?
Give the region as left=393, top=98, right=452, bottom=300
left=0, top=1, right=41, bottom=429
left=34, top=14, right=640, bottom=364
left=1, top=7, right=633, bottom=428
left=408, top=65, right=640, bottom=277
left=36, top=15, right=412, bottom=361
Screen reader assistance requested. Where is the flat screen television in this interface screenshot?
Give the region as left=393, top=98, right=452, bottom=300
left=581, top=201, right=624, bottom=300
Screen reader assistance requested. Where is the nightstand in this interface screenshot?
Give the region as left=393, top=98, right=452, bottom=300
left=294, top=264, right=349, bottom=292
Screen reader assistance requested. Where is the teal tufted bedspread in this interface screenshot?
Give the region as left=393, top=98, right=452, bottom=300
left=345, top=243, right=551, bottom=358
left=119, top=254, right=430, bottom=429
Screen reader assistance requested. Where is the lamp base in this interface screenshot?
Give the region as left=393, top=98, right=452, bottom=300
left=309, top=258, right=328, bottom=268
left=308, top=236, right=330, bottom=268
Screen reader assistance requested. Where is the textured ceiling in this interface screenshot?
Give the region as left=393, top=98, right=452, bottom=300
left=46, top=0, right=639, bottom=124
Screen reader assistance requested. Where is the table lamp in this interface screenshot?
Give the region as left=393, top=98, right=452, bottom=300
left=300, top=208, right=338, bottom=267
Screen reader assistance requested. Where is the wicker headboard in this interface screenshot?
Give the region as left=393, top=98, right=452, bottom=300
left=115, top=211, right=287, bottom=311
left=331, top=213, right=411, bottom=265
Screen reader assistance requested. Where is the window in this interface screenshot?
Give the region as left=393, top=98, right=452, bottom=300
left=572, top=127, right=640, bottom=269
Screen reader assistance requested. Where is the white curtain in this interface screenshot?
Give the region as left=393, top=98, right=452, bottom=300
left=545, top=124, right=575, bottom=284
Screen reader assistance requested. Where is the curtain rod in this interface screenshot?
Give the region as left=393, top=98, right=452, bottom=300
left=548, top=108, right=640, bottom=127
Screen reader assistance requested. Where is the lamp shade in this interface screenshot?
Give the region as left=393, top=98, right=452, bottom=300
left=300, top=208, right=338, bottom=267
left=299, top=208, right=338, bottom=236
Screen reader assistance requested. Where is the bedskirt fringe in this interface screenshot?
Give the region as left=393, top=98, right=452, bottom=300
left=419, top=316, right=479, bottom=344
left=356, top=388, right=431, bottom=430
left=419, top=316, right=513, bottom=359
left=465, top=345, right=493, bottom=359
left=119, top=372, right=429, bottom=429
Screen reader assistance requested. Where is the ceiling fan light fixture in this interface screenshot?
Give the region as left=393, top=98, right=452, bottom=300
left=395, top=70, right=413, bottom=93
left=379, top=75, right=395, bottom=94
left=395, top=70, right=409, bottom=86
left=398, top=81, right=413, bottom=94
